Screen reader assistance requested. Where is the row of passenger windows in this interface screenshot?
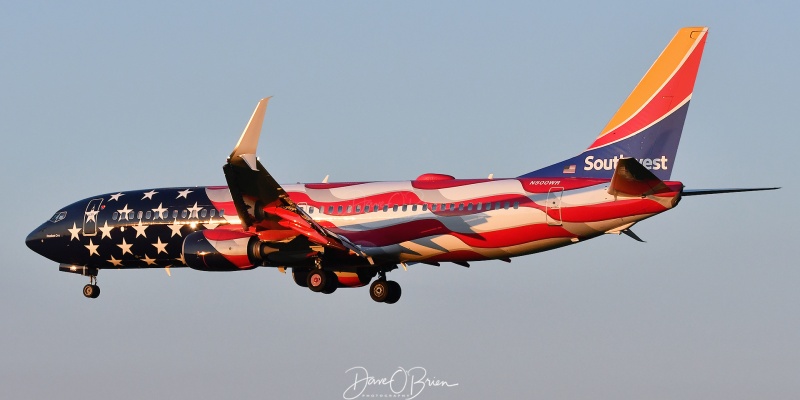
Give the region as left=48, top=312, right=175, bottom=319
left=110, top=208, right=225, bottom=221
left=300, top=201, right=520, bottom=215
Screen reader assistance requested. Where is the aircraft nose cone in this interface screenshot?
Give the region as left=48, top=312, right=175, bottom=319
left=26, top=227, right=47, bottom=256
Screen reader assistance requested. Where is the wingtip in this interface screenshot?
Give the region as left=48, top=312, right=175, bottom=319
left=230, top=97, right=272, bottom=160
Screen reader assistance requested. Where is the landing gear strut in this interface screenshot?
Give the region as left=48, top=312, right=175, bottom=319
left=370, top=272, right=401, bottom=304
left=83, top=275, right=100, bottom=299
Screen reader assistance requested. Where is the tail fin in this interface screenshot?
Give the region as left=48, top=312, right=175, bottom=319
left=521, top=27, right=708, bottom=180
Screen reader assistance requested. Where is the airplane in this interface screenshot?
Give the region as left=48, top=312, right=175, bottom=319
left=26, top=26, right=778, bottom=303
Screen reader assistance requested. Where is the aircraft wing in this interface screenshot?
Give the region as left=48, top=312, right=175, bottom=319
left=222, top=98, right=370, bottom=259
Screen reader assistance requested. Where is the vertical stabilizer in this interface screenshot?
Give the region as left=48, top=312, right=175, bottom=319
left=521, top=27, right=708, bottom=180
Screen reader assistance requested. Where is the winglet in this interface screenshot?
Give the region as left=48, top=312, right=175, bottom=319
left=230, top=97, right=271, bottom=169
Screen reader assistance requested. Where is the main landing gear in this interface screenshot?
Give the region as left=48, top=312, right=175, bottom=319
left=304, top=258, right=338, bottom=294
left=301, top=259, right=402, bottom=304
left=370, top=272, right=401, bottom=304
left=83, top=275, right=100, bottom=299
left=307, top=269, right=338, bottom=294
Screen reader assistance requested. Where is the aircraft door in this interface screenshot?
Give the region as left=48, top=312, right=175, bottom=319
left=83, top=198, right=104, bottom=236
left=545, top=187, right=564, bottom=226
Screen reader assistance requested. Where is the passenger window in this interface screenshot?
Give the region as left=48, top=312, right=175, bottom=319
left=495, top=202, right=501, bottom=210
left=513, top=202, right=519, bottom=209
left=308, top=207, right=314, bottom=214
left=181, top=210, right=188, bottom=218
left=504, top=202, right=510, bottom=210
left=392, top=205, right=398, bottom=212
left=383, top=205, right=388, bottom=212
left=200, top=209, right=207, bottom=218
left=412, top=205, right=418, bottom=211
left=347, top=205, right=352, bottom=213
left=402, top=205, right=407, bottom=212
left=220, top=209, right=225, bottom=216
left=373, top=205, right=379, bottom=212
left=137, top=211, right=143, bottom=219
left=337, top=205, right=343, bottom=214
left=467, top=203, right=473, bottom=211
left=449, top=204, right=455, bottom=211
left=431, top=204, right=437, bottom=211
left=442, top=204, right=447, bottom=211
left=145, top=211, right=152, bottom=219
left=486, top=202, right=492, bottom=211
left=327, top=206, right=334, bottom=214
left=128, top=211, right=135, bottom=220
left=422, top=204, right=427, bottom=211
left=210, top=209, right=216, bottom=217
left=458, top=203, right=464, bottom=211
left=112, top=212, right=119, bottom=221
left=477, top=203, right=482, bottom=211
left=172, top=210, right=178, bottom=219
left=355, top=205, right=361, bottom=213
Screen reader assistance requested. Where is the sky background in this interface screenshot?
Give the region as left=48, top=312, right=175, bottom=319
left=1, top=1, right=797, bottom=399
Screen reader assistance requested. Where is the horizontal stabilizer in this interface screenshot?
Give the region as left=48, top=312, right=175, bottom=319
left=608, top=158, right=669, bottom=196
left=682, top=187, right=780, bottom=196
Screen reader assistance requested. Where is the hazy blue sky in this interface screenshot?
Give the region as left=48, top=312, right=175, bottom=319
left=1, top=1, right=797, bottom=399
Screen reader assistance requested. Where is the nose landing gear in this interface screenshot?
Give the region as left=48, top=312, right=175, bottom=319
left=83, top=275, right=100, bottom=299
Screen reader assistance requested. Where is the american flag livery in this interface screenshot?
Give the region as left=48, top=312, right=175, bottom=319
left=25, top=27, right=777, bottom=303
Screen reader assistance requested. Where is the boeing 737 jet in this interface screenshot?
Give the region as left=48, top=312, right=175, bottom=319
left=26, top=27, right=777, bottom=303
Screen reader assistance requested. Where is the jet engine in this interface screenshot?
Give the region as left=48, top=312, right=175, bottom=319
left=183, top=229, right=328, bottom=271
left=183, top=229, right=261, bottom=271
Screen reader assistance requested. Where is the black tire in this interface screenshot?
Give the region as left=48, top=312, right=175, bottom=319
left=292, top=268, right=309, bottom=287
left=321, top=271, right=338, bottom=294
left=307, top=270, right=327, bottom=293
left=369, top=280, right=389, bottom=302
left=83, top=284, right=98, bottom=299
left=385, top=281, right=401, bottom=304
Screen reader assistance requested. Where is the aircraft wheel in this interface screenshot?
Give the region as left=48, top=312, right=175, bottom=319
left=307, top=270, right=328, bottom=293
left=321, top=273, right=338, bottom=294
left=292, top=268, right=309, bottom=287
left=370, top=280, right=389, bottom=303
left=83, top=284, right=100, bottom=299
left=384, top=281, right=401, bottom=304
left=320, top=271, right=338, bottom=294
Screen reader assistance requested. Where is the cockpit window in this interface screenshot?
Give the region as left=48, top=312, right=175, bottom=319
left=49, top=211, right=67, bottom=223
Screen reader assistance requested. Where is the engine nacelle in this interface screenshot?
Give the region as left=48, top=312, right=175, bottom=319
left=183, top=229, right=260, bottom=271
